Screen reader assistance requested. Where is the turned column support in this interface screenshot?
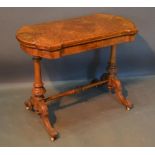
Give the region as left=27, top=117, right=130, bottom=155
left=106, top=45, right=117, bottom=90
left=104, top=45, right=133, bottom=110
left=25, top=56, right=58, bottom=141
left=107, top=45, right=117, bottom=78
left=32, top=57, right=46, bottom=98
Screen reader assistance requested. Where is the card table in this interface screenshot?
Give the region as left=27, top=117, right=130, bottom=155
left=16, top=13, right=138, bottom=141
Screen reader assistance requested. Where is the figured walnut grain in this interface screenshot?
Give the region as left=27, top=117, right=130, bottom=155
left=16, top=13, right=137, bottom=59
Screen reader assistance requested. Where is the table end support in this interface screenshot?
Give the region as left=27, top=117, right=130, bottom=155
left=25, top=56, right=58, bottom=141
left=102, top=45, right=133, bottom=110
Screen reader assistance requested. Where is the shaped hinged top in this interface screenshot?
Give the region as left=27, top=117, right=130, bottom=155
left=16, top=13, right=137, bottom=52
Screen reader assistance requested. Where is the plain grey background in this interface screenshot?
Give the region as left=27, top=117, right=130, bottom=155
left=0, top=8, right=155, bottom=84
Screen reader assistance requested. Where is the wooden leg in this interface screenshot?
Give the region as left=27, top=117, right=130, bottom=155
left=105, top=45, right=133, bottom=110
left=25, top=57, right=58, bottom=141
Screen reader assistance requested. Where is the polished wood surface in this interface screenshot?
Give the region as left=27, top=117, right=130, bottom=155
left=16, top=13, right=137, bottom=59
left=16, top=13, right=138, bottom=141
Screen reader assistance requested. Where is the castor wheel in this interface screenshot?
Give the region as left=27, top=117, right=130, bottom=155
left=126, top=107, right=131, bottom=111
left=25, top=106, right=30, bottom=110
left=126, top=104, right=133, bottom=111
left=50, top=137, right=56, bottom=142
left=50, top=133, right=58, bottom=142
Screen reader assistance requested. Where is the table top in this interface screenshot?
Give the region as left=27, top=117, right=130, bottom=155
left=16, top=13, right=137, bottom=53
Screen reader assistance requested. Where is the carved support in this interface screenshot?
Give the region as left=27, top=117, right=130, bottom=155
left=25, top=57, right=58, bottom=141
left=102, top=45, right=133, bottom=110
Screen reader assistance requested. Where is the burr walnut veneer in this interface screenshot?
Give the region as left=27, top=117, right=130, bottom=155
left=16, top=13, right=138, bottom=141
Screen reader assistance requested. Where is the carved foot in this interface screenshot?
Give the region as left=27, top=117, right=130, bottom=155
left=109, top=79, right=133, bottom=110
left=25, top=97, right=58, bottom=141
left=41, top=115, right=58, bottom=141
left=36, top=100, right=58, bottom=141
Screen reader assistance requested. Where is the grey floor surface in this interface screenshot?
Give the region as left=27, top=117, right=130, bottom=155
left=0, top=76, right=155, bottom=146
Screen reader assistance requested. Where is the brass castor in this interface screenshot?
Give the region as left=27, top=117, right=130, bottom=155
left=126, top=107, right=131, bottom=111
left=25, top=106, right=30, bottom=110
left=50, top=132, right=58, bottom=142
left=50, top=137, right=56, bottom=142
left=126, top=104, right=134, bottom=111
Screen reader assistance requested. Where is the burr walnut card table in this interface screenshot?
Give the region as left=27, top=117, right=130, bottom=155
left=16, top=13, right=138, bottom=141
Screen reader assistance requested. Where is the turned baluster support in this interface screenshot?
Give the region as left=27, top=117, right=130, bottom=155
left=105, top=45, right=133, bottom=110
left=32, top=57, right=46, bottom=98
left=106, top=45, right=117, bottom=90
left=25, top=56, right=58, bottom=141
